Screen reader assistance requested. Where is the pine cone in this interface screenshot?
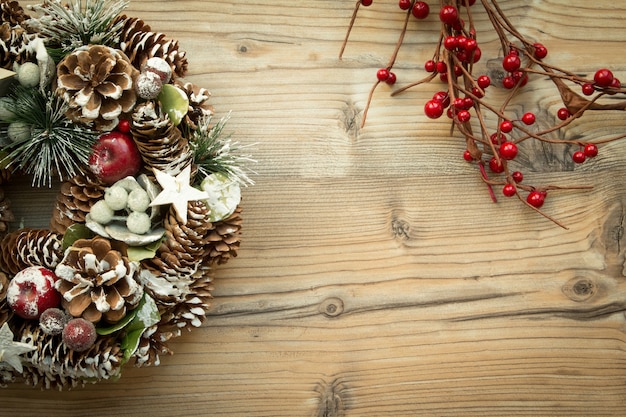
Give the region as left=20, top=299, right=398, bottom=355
left=204, top=205, right=243, bottom=265
left=54, top=236, right=143, bottom=324
left=175, top=81, right=214, bottom=131
left=0, top=271, right=11, bottom=325
left=114, top=15, right=188, bottom=79
left=49, top=172, right=105, bottom=234
left=0, top=229, right=64, bottom=276
left=0, top=187, right=14, bottom=237
left=131, top=101, right=194, bottom=176
left=0, top=0, right=29, bottom=27
left=56, top=45, right=139, bottom=131
left=18, top=322, right=124, bottom=389
left=0, top=21, right=34, bottom=69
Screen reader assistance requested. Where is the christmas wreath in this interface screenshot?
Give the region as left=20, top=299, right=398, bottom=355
left=0, top=0, right=253, bottom=389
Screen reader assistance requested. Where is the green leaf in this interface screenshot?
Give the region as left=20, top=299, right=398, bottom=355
left=127, top=237, right=164, bottom=262
left=61, top=223, right=93, bottom=251
left=96, top=307, right=138, bottom=336
left=119, top=294, right=161, bottom=360
left=121, top=328, right=144, bottom=362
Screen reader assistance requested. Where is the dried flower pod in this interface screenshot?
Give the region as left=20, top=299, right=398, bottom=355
left=56, top=45, right=139, bottom=131
left=54, top=236, right=142, bottom=323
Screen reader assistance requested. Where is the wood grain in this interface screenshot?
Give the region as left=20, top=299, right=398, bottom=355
left=2, top=1, right=626, bottom=416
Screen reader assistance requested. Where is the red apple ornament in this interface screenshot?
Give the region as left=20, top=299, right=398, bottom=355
left=89, top=131, right=142, bottom=185
left=7, top=266, right=62, bottom=320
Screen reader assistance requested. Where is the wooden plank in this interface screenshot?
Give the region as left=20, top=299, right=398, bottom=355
left=1, top=1, right=626, bottom=416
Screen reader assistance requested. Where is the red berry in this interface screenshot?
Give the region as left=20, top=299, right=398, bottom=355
left=376, top=68, right=390, bottom=82
left=490, top=132, right=506, bottom=144
left=461, top=0, right=476, bottom=5
left=502, top=76, right=516, bottom=89
left=502, top=183, right=516, bottom=197
left=499, top=141, right=518, bottom=160
left=439, top=72, right=448, bottom=83
left=39, top=308, right=69, bottom=336
left=361, top=0, right=373, bottom=6
left=471, top=87, right=484, bottom=98
left=512, top=171, right=524, bottom=183
left=477, top=75, right=490, bottom=89
left=398, top=0, right=411, bottom=10
left=117, top=119, right=131, bottom=133
left=610, top=77, right=621, bottom=89
left=385, top=71, right=397, bottom=85
left=464, top=38, right=478, bottom=52
left=468, top=46, right=481, bottom=63
left=583, top=143, right=598, bottom=158
left=593, top=68, right=614, bottom=87
left=412, top=1, right=430, bottom=19
left=463, top=150, right=474, bottom=161
left=452, top=97, right=465, bottom=110
left=581, top=83, right=595, bottom=96
left=502, top=54, right=521, bottom=72
left=572, top=150, right=586, bottom=164
left=436, top=61, right=447, bottom=74
left=424, top=100, right=444, bottom=119
left=463, top=97, right=473, bottom=109
left=557, top=107, right=570, bottom=120
left=456, top=36, right=468, bottom=50
left=533, top=43, right=548, bottom=59
left=500, top=120, right=513, bottom=133
left=489, top=157, right=504, bottom=173
left=444, top=36, right=458, bottom=51
left=527, top=191, right=546, bottom=208
left=62, top=318, right=97, bottom=352
left=439, top=5, right=459, bottom=26
left=521, top=112, right=536, bottom=125
left=456, top=110, right=471, bottom=123
left=432, top=91, right=450, bottom=108
left=424, top=60, right=436, bottom=73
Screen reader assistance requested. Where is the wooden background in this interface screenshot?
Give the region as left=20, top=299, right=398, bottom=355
left=2, top=0, right=626, bottom=416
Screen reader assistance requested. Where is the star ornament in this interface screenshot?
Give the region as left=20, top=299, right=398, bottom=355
left=0, top=322, right=36, bottom=373
left=149, top=166, right=209, bottom=224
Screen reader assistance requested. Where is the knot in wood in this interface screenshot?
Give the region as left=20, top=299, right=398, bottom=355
left=391, top=218, right=410, bottom=240
left=319, top=297, right=344, bottom=318
left=562, top=277, right=597, bottom=302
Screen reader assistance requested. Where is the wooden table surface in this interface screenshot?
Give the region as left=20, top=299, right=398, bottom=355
left=2, top=0, right=626, bottom=416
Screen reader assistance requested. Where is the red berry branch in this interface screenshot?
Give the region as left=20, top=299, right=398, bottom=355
left=340, top=0, right=626, bottom=228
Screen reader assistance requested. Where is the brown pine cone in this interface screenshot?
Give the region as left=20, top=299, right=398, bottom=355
left=55, top=236, right=143, bottom=324
left=114, top=15, right=188, bottom=79
left=0, top=0, right=29, bottom=27
left=131, top=101, right=194, bottom=176
left=49, top=172, right=105, bottom=234
left=204, top=205, right=243, bottom=265
left=56, top=45, right=139, bottom=131
left=0, top=21, right=34, bottom=69
left=175, top=81, right=214, bottom=131
left=0, top=229, right=64, bottom=276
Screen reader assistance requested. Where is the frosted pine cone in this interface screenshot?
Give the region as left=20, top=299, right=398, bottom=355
left=204, top=205, right=243, bottom=265
left=49, top=172, right=106, bottom=234
left=0, top=21, right=34, bottom=69
left=55, top=237, right=143, bottom=324
left=56, top=45, right=139, bottom=131
left=0, top=229, right=63, bottom=276
left=0, top=0, right=29, bottom=27
left=114, top=15, right=188, bottom=79
left=175, top=81, right=214, bottom=131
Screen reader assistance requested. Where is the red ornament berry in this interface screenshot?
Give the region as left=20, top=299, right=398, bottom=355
left=463, top=150, right=474, bottom=162
left=117, top=119, right=131, bottom=133
left=572, top=150, right=586, bottom=164
left=439, top=5, right=459, bottom=26
left=412, top=1, right=430, bottom=19
left=512, top=171, right=524, bottom=183
left=500, top=120, right=514, bottom=133
left=424, top=59, right=436, bottom=73
left=424, top=100, right=444, bottom=119
left=444, top=36, right=458, bottom=51
left=502, top=76, right=516, bottom=89
left=62, top=318, right=97, bottom=352
left=490, top=132, right=506, bottom=144
left=582, top=83, right=595, bottom=96
left=499, top=141, right=518, bottom=160
left=385, top=71, right=397, bottom=85
left=464, top=38, right=478, bottom=52
left=521, top=112, right=536, bottom=125
left=432, top=91, right=450, bottom=108
left=533, top=43, right=548, bottom=59
left=477, top=75, right=490, bottom=89
left=583, top=143, right=598, bottom=158
left=361, top=0, right=373, bottom=6
left=502, top=54, right=521, bottom=72
left=489, top=157, right=504, bottom=173
left=593, top=68, right=614, bottom=87
left=436, top=61, right=447, bottom=74
left=527, top=191, right=546, bottom=208
left=471, top=87, right=484, bottom=98
left=398, top=0, right=411, bottom=10
left=502, top=183, right=516, bottom=197
left=39, top=308, right=69, bottom=336
left=376, top=68, right=390, bottom=82
left=557, top=107, right=570, bottom=120
left=456, top=110, right=471, bottom=123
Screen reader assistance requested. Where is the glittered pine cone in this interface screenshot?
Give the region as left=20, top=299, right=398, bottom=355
left=0, top=228, right=64, bottom=276
left=55, top=236, right=143, bottom=324
left=131, top=101, right=194, bottom=176
left=56, top=45, right=139, bottom=131
left=114, top=15, right=188, bottom=79
left=49, top=171, right=106, bottom=234
left=175, top=81, right=214, bottom=131
left=204, top=205, right=243, bottom=265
